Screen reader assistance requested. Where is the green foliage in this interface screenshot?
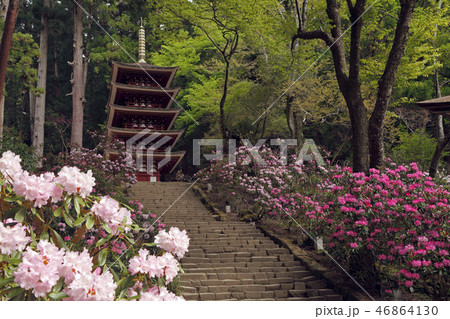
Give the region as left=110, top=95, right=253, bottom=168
left=390, top=129, right=443, bottom=170
left=0, top=131, right=39, bottom=173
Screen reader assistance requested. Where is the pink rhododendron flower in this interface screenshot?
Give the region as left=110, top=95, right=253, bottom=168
left=91, top=196, right=132, bottom=233
left=13, top=171, right=62, bottom=207
left=14, top=240, right=64, bottom=297
left=154, top=227, right=190, bottom=259
left=64, top=267, right=116, bottom=301
left=139, top=286, right=184, bottom=301
left=0, top=151, right=23, bottom=182
left=128, top=249, right=179, bottom=283
left=0, top=219, right=30, bottom=255
left=59, top=249, right=93, bottom=285
left=56, top=166, right=95, bottom=198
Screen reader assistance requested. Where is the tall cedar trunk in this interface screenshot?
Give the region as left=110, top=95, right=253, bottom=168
left=0, top=1, right=9, bottom=20
left=70, top=1, right=84, bottom=147
left=368, top=0, right=417, bottom=167
left=31, top=0, right=50, bottom=166
left=0, top=0, right=7, bottom=143
left=0, top=0, right=19, bottom=141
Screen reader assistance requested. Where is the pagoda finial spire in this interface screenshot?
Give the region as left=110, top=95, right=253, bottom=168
left=138, top=18, right=146, bottom=63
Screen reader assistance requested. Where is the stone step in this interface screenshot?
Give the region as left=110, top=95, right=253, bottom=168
left=132, top=182, right=343, bottom=301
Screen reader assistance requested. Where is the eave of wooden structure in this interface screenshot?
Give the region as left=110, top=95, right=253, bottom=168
left=107, top=104, right=181, bottom=130
left=111, top=61, right=178, bottom=88
left=417, top=96, right=450, bottom=114
left=107, top=82, right=180, bottom=108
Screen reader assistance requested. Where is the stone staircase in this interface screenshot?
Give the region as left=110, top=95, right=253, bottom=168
left=132, top=182, right=343, bottom=301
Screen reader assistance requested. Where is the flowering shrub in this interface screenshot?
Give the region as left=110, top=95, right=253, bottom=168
left=197, top=145, right=450, bottom=299
left=0, top=151, right=188, bottom=301
left=49, top=131, right=137, bottom=197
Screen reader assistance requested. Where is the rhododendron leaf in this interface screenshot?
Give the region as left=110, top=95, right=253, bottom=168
left=14, top=207, right=26, bottom=223
left=3, top=196, right=23, bottom=203
left=6, top=257, right=22, bottom=265
left=98, top=248, right=108, bottom=266
left=53, top=207, right=62, bottom=217
left=0, top=277, right=14, bottom=287
left=6, top=287, right=24, bottom=300
left=48, top=292, right=68, bottom=300
left=40, top=231, right=49, bottom=240
left=179, top=265, right=185, bottom=274
left=86, top=215, right=95, bottom=230
left=74, top=197, right=81, bottom=216
left=74, top=215, right=89, bottom=227
left=142, top=242, right=157, bottom=247
left=62, top=211, right=73, bottom=227
left=157, top=277, right=164, bottom=288
left=52, top=277, right=65, bottom=293
left=50, top=228, right=68, bottom=250
left=95, top=237, right=108, bottom=247
left=103, top=224, right=112, bottom=234
left=64, top=197, right=72, bottom=214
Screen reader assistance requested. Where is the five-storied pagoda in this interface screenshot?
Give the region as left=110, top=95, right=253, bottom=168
left=105, top=24, right=185, bottom=182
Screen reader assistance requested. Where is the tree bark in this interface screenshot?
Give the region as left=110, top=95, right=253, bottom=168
left=0, top=0, right=9, bottom=21
left=219, top=59, right=229, bottom=139
left=30, top=0, right=50, bottom=166
left=429, top=69, right=447, bottom=178
left=0, top=0, right=19, bottom=141
left=70, top=1, right=85, bottom=147
left=368, top=0, right=417, bottom=168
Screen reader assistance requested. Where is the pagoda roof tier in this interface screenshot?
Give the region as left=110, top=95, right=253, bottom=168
left=107, top=105, right=181, bottom=130
left=107, top=82, right=180, bottom=108
left=417, top=96, right=450, bottom=114
left=107, top=127, right=184, bottom=148
left=108, top=150, right=186, bottom=174
left=111, top=61, right=178, bottom=88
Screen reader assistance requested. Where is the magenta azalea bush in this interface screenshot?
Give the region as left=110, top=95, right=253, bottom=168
left=0, top=151, right=189, bottom=301
left=196, top=145, right=450, bottom=300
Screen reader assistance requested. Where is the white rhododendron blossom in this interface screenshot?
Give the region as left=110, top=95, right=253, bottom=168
left=0, top=150, right=23, bottom=182
left=14, top=240, right=65, bottom=297
left=0, top=219, right=31, bottom=255
left=128, top=249, right=180, bottom=283
left=155, top=227, right=190, bottom=258
left=139, top=286, right=185, bottom=301
left=55, top=166, right=95, bottom=198
left=63, top=267, right=117, bottom=301
left=91, top=196, right=132, bottom=233
left=59, top=249, right=93, bottom=285
left=13, top=171, right=63, bottom=208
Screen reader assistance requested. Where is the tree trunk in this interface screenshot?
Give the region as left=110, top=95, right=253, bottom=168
left=0, top=0, right=19, bottom=141
left=219, top=60, right=230, bottom=139
left=368, top=0, right=417, bottom=168
left=70, top=1, right=84, bottom=147
left=31, top=0, right=49, bottom=166
left=346, top=92, right=370, bottom=173
left=429, top=69, right=447, bottom=178
left=0, top=0, right=9, bottom=21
